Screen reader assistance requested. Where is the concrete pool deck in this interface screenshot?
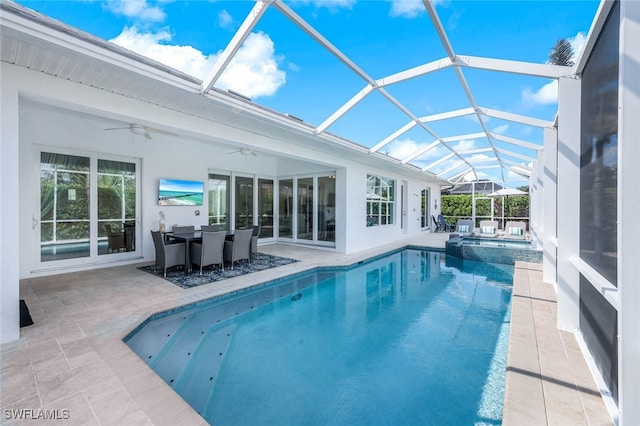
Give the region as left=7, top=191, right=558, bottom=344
left=1, top=234, right=613, bottom=425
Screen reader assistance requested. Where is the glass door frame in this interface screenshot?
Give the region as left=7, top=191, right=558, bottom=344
left=33, top=146, right=142, bottom=272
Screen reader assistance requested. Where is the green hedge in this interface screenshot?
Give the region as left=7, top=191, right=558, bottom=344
left=441, top=194, right=529, bottom=220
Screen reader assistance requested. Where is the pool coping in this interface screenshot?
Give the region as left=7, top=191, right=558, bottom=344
left=503, top=261, right=614, bottom=425
left=1, top=235, right=613, bottom=425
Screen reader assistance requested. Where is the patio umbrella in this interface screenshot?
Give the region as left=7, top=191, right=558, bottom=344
left=487, top=188, right=527, bottom=228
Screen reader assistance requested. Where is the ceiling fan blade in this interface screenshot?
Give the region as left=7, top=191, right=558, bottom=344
left=103, top=127, right=129, bottom=131
left=144, top=132, right=152, bottom=140
left=146, top=126, right=177, bottom=137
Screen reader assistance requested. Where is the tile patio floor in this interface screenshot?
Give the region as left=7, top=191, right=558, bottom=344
left=1, top=233, right=613, bottom=425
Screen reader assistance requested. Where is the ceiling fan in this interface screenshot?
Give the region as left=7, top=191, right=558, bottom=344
left=103, top=123, right=176, bottom=140
left=228, top=148, right=258, bottom=157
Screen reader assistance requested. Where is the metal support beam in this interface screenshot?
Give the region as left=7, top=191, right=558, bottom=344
left=200, top=0, right=271, bottom=94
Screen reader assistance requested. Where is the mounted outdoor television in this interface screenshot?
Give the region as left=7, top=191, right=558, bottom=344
left=158, top=178, right=204, bottom=206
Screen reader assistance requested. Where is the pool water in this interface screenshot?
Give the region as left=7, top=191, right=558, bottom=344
left=125, top=249, right=513, bottom=425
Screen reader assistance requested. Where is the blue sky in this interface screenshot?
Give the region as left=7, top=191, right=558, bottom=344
left=18, top=0, right=600, bottom=186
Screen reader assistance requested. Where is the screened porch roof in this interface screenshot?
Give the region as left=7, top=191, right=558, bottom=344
left=1, top=1, right=602, bottom=186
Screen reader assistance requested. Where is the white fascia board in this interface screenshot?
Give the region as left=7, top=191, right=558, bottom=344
left=369, top=120, right=417, bottom=153
left=0, top=4, right=199, bottom=91
left=317, top=84, right=374, bottom=134
left=401, top=140, right=440, bottom=163
left=418, top=107, right=476, bottom=124
left=375, top=57, right=453, bottom=87
left=273, top=0, right=374, bottom=84
left=490, top=133, right=543, bottom=151
left=200, top=0, right=270, bottom=94
left=479, top=107, right=554, bottom=128
left=498, top=148, right=536, bottom=163
left=422, top=152, right=455, bottom=171
left=454, top=55, right=573, bottom=79
left=442, top=132, right=486, bottom=143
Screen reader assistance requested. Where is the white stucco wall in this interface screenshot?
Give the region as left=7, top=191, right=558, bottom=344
left=5, top=62, right=441, bottom=285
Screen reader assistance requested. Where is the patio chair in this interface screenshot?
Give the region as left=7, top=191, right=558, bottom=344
left=151, top=230, right=185, bottom=276
left=172, top=225, right=195, bottom=234
left=105, top=224, right=126, bottom=253
left=223, top=228, right=253, bottom=269
left=190, top=231, right=226, bottom=274
left=451, top=219, right=474, bottom=237
left=250, top=225, right=261, bottom=258
left=504, top=221, right=527, bottom=240
left=432, top=215, right=445, bottom=232
left=438, top=214, right=452, bottom=232
left=477, top=220, right=499, bottom=238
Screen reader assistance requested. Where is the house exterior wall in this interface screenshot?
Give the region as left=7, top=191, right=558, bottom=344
left=0, top=60, right=442, bottom=342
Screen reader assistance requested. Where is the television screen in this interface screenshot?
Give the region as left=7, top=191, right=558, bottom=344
left=158, top=178, right=204, bottom=206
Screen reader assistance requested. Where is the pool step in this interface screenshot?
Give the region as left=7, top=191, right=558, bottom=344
left=172, top=323, right=237, bottom=417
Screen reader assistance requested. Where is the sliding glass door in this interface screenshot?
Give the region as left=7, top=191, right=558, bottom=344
left=40, top=152, right=91, bottom=261
left=208, top=174, right=229, bottom=230
left=98, top=159, right=137, bottom=255
left=277, top=174, right=336, bottom=246
left=279, top=179, right=294, bottom=239
left=38, top=150, right=140, bottom=269
left=317, top=175, right=335, bottom=243
left=235, top=176, right=253, bottom=230
left=258, top=179, right=274, bottom=238
left=297, top=178, right=314, bottom=241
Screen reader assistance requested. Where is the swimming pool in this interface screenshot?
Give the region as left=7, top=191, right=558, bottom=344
left=125, top=248, right=514, bottom=425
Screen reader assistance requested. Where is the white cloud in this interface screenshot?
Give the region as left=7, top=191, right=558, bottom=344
left=110, top=28, right=286, bottom=98
left=521, top=31, right=587, bottom=108
left=390, top=0, right=424, bottom=18
left=492, top=124, right=509, bottom=135
left=218, top=10, right=234, bottom=30
left=463, top=170, right=489, bottom=181
left=217, top=32, right=286, bottom=98
left=386, top=138, right=421, bottom=160
left=105, top=0, right=166, bottom=22
left=521, top=80, right=558, bottom=106
left=568, top=32, right=587, bottom=63
left=451, top=139, right=476, bottom=151
left=310, top=0, right=356, bottom=9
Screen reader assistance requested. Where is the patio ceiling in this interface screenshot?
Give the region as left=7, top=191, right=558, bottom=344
left=1, top=0, right=596, bottom=186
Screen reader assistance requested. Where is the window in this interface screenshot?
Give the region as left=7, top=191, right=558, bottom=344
left=366, top=174, right=395, bottom=226
left=421, top=188, right=430, bottom=228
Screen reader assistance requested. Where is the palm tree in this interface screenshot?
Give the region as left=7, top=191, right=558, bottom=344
left=549, top=38, right=575, bottom=66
